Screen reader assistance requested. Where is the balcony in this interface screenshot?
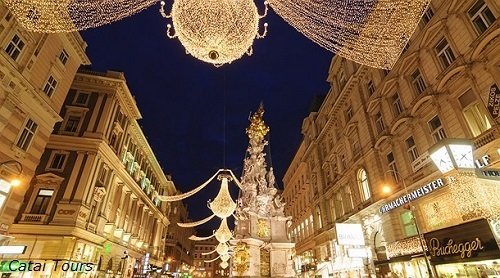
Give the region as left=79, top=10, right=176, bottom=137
left=20, top=214, right=48, bottom=224
left=474, top=125, right=500, bottom=149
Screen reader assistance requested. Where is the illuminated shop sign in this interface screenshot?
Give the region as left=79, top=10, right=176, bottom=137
left=424, top=219, right=500, bottom=264
left=335, top=223, right=365, bottom=246
left=379, top=178, right=445, bottom=214
left=474, top=155, right=500, bottom=180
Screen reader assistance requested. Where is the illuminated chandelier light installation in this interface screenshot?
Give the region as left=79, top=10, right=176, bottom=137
left=160, top=0, right=269, bottom=66
left=267, top=0, right=430, bottom=69
left=3, top=0, right=156, bottom=32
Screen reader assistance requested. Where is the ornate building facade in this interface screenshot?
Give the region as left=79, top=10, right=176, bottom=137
left=164, top=197, right=194, bottom=275
left=0, top=3, right=89, bottom=236
left=283, top=0, right=500, bottom=277
left=6, top=69, right=177, bottom=278
left=192, top=236, right=219, bottom=278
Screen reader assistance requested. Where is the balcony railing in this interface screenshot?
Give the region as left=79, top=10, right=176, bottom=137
left=474, top=125, right=500, bottom=149
left=20, top=214, right=48, bottom=223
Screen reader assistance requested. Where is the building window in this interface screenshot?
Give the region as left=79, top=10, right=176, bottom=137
left=5, top=34, right=25, bottom=61
left=463, top=103, right=492, bottom=137
left=98, top=165, right=108, bottom=184
left=428, top=115, right=447, bottom=143
left=391, top=92, right=404, bottom=116
left=0, top=179, right=12, bottom=212
left=58, top=49, right=69, bottom=65
left=402, top=41, right=410, bottom=53
left=400, top=211, right=418, bottom=237
left=16, top=118, right=38, bottom=151
left=63, top=115, right=81, bottom=133
left=316, top=206, right=322, bottom=229
left=339, top=70, right=347, bottom=91
left=48, top=152, right=67, bottom=171
left=411, top=69, right=427, bottom=95
left=352, top=138, right=361, bottom=157
left=335, top=192, right=344, bottom=216
left=357, top=168, right=371, bottom=201
left=367, top=80, right=375, bottom=96
left=43, top=75, right=58, bottom=97
left=421, top=6, right=434, bottom=24
left=387, top=152, right=399, bottom=182
left=329, top=199, right=336, bottom=221
left=468, top=0, right=496, bottom=35
left=345, top=106, right=353, bottom=122
left=435, top=38, right=456, bottom=69
left=73, top=92, right=90, bottom=106
left=406, top=136, right=419, bottom=162
left=343, top=186, right=354, bottom=212
left=375, top=112, right=385, bottom=134
left=31, top=189, right=54, bottom=214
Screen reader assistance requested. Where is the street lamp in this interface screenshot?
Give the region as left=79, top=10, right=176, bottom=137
left=383, top=169, right=435, bottom=278
left=429, top=139, right=475, bottom=174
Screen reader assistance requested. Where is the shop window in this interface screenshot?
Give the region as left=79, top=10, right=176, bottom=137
left=357, top=168, right=371, bottom=201
left=5, top=34, right=25, bottom=61
left=16, top=118, right=38, bottom=151
left=428, top=115, right=447, bottom=143
left=31, top=189, right=54, bottom=214
left=435, top=37, right=456, bottom=69
left=468, top=0, right=496, bottom=35
left=411, top=69, right=427, bottom=95
left=406, top=136, right=419, bottom=162
left=400, top=211, right=418, bottom=237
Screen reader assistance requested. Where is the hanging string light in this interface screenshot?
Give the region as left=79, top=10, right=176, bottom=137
left=159, top=0, right=269, bottom=66
left=267, top=0, right=430, bottom=69
left=220, top=261, right=229, bottom=269
left=3, top=0, right=156, bottom=32
left=178, top=214, right=216, bottom=228
left=215, top=242, right=230, bottom=255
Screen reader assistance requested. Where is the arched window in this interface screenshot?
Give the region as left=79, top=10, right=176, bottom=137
left=316, top=206, right=323, bottom=229
left=357, top=168, right=371, bottom=201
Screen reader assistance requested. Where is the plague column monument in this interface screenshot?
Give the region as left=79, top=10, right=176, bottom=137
left=231, top=104, right=295, bottom=277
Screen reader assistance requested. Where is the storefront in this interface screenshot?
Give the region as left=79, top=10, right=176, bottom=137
left=423, top=218, right=500, bottom=278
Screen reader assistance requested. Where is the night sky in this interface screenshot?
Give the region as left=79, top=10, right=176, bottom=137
left=81, top=4, right=332, bottom=229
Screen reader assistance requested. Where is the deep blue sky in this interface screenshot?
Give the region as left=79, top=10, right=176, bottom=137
left=81, top=3, right=332, bottom=227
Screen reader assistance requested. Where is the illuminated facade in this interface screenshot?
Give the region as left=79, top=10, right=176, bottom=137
left=5, top=69, right=177, bottom=278
left=164, top=198, right=194, bottom=276
left=283, top=0, right=500, bottom=277
left=192, top=236, right=219, bottom=278
left=0, top=4, right=90, bottom=237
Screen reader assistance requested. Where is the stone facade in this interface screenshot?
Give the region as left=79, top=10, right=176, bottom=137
left=6, top=69, right=177, bottom=278
left=283, top=0, right=500, bottom=277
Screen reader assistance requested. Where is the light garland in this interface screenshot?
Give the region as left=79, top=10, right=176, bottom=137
left=3, top=0, right=156, bottom=32
left=178, top=214, right=216, bottom=228
left=216, top=242, right=230, bottom=255
left=160, top=0, right=268, bottom=66
left=209, top=175, right=237, bottom=218
left=214, top=218, right=233, bottom=243
left=220, top=253, right=231, bottom=262
left=267, top=0, right=430, bottom=69
left=386, top=235, right=424, bottom=259
left=220, top=261, right=229, bottom=269
left=157, top=169, right=222, bottom=202
left=189, top=234, right=214, bottom=241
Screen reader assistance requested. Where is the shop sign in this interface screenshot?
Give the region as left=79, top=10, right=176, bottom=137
left=424, top=219, right=500, bottom=264
left=473, top=155, right=500, bottom=180
left=379, top=178, right=445, bottom=214
left=487, top=84, right=500, bottom=119
left=335, top=223, right=365, bottom=246
left=347, top=248, right=369, bottom=258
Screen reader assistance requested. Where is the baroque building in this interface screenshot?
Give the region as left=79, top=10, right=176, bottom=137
left=6, top=69, right=177, bottom=278
left=283, top=0, right=500, bottom=277
left=0, top=3, right=89, bottom=236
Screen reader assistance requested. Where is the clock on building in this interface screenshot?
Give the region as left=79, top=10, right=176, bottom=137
left=449, top=144, right=475, bottom=169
